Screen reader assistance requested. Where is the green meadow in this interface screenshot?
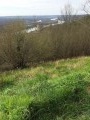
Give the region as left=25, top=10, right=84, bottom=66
left=0, top=57, right=90, bottom=120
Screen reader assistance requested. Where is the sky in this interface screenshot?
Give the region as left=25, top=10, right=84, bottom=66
left=0, top=0, right=86, bottom=16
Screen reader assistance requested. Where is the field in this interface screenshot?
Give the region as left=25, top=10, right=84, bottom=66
left=0, top=57, right=90, bottom=120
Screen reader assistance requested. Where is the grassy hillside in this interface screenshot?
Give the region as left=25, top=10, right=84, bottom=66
left=0, top=57, right=90, bottom=120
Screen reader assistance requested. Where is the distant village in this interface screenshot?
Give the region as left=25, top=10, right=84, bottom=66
left=25, top=18, right=65, bottom=33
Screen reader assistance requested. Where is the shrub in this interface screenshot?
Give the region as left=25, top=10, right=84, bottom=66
left=0, top=17, right=90, bottom=70
left=0, top=21, right=38, bottom=68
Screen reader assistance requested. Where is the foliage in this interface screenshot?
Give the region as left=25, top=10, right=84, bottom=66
left=0, top=17, right=90, bottom=70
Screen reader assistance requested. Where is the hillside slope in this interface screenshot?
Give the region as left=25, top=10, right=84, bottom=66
left=0, top=57, right=90, bottom=120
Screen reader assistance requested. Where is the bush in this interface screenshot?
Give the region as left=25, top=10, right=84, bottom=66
left=0, top=17, right=90, bottom=70
left=0, top=21, right=38, bottom=68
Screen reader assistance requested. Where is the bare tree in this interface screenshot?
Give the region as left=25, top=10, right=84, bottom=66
left=83, top=0, right=90, bottom=14
left=61, top=3, right=76, bottom=22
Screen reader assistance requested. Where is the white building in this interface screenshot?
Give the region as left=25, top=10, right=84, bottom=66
left=58, top=20, right=65, bottom=24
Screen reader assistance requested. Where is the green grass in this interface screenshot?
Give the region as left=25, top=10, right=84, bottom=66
left=0, top=57, right=90, bottom=120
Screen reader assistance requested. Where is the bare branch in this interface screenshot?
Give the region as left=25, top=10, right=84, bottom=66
left=61, top=3, right=77, bottom=22
left=83, top=0, right=90, bottom=14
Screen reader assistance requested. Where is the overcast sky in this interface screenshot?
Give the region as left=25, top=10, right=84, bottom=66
left=0, top=0, right=86, bottom=16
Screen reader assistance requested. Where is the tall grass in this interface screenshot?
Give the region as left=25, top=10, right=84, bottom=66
left=26, top=74, right=88, bottom=120
left=0, top=57, right=90, bottom=120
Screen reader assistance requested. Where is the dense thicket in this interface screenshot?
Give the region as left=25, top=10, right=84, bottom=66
left=0, top=17, right=90, bottom=70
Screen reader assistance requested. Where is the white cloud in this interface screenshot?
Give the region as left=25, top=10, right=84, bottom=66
left=0, top=0, right=86, bottom=16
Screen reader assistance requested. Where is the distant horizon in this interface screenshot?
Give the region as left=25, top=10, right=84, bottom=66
left=0, top=14, right=86, bottom=17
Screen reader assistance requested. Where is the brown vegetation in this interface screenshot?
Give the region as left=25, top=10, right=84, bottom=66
left=0, top=17, right=90, bottom=70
